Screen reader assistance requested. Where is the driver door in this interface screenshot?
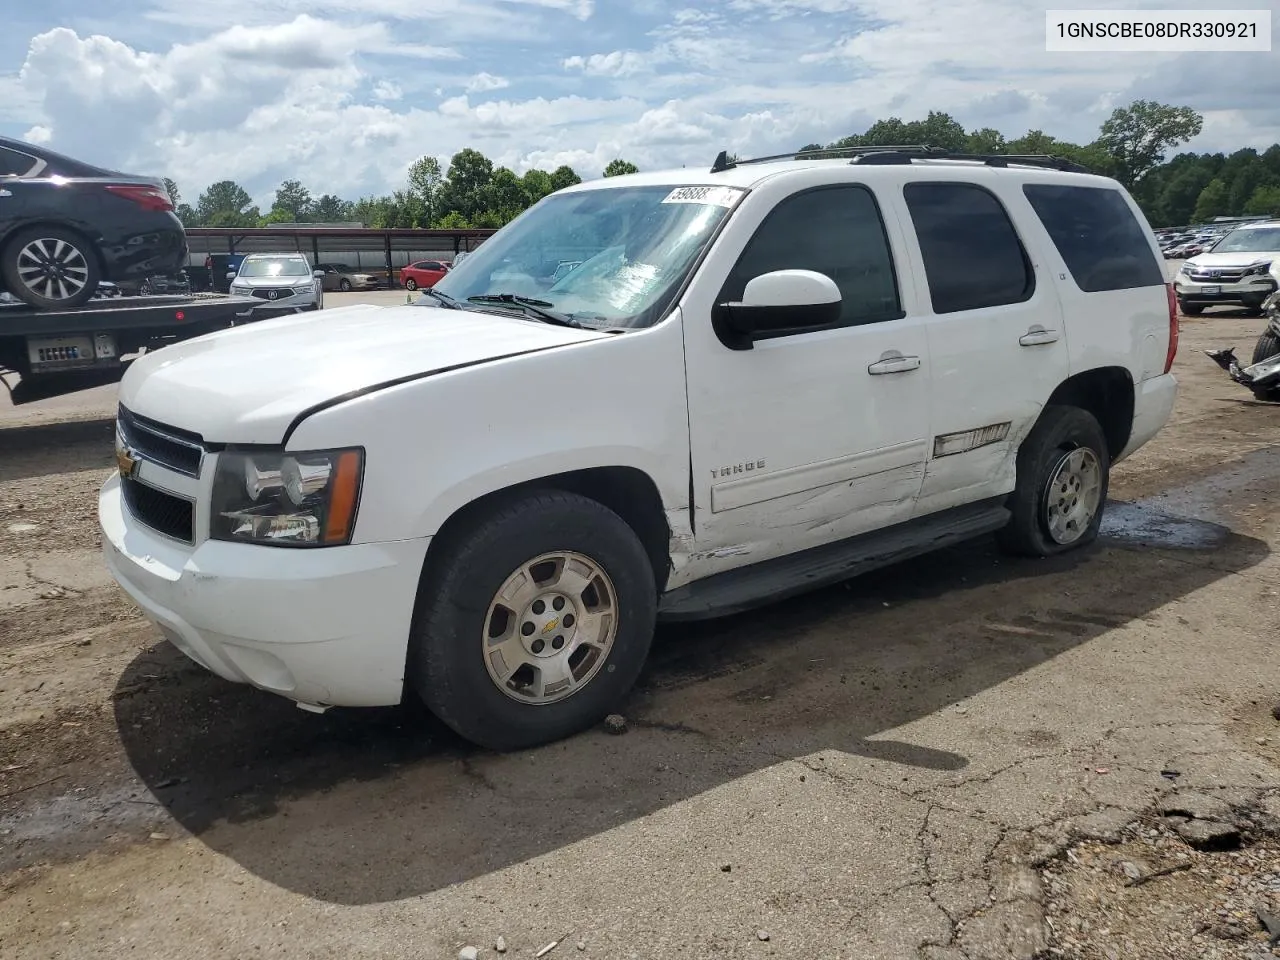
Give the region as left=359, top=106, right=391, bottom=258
left=680, top=179, right=933, bottom=580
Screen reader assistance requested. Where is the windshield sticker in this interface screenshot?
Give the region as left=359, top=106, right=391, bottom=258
left=660, top=186, right=744, bottom=208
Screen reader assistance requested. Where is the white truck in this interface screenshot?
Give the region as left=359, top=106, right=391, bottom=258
left=99, top=147, right=1179, bottom=750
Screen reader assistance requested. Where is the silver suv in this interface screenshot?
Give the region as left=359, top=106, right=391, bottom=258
left=228, top=253, right=324, bottom=316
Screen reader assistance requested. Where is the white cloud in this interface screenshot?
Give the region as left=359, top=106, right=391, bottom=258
left=4, top=0, right=1276, bottom=210
left=465, top=72, right=510, bottom=93
left=562, top=51, right=650, bottom=77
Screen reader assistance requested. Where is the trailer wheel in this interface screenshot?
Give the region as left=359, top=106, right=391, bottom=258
left=1, top=226, right=102, bottom=310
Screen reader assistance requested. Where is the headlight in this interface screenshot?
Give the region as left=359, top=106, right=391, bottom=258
left=1242, top=260, right=1273, bottom=277
left=210, top=448, right=363, bottom=546
left=1179, top=264, right=1193, bottom=275
left=293, top=283, right=316, bottom=295
left=230, top=284, right=249, bottom=294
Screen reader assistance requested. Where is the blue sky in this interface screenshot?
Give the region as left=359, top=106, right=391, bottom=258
left=1, top=0, right=1276, bottom=209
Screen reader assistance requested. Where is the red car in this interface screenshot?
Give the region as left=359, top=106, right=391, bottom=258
left=400, top=259, right=450, bottom=290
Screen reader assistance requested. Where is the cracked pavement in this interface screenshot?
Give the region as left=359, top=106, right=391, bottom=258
left=1, top=312, right=1279, bottom=959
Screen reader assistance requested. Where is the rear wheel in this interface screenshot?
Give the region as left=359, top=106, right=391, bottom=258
left=409, top=490, right=656, bottom=751
left=1, top=226, right=101, bottom=309
left=997, top=405, right=1110, bottom=558
left=404, top=277, right=418, bottom=291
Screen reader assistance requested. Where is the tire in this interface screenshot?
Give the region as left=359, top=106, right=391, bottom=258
left=1, top=226, right=101, bottom=309
left=1252, top=331, right=1280, bottom=365
left=404, top=278, right=417, bottom=291
left=1179, top=301, right=1204, bottom=316
left=409, top=490, right=657, bottom=751
left=996, top=405, right=1111, bottom=558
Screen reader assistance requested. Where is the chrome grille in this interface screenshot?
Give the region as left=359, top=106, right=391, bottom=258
left=117, top=406, right=204, bottom=477
left=1188, top=268, right=1245, bottom=283
left=250, top=287, right=295, bottom=300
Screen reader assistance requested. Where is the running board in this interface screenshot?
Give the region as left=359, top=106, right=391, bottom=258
left=657, top=499, right=1011, bottom=622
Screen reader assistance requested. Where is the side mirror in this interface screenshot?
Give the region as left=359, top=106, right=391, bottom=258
left=313, top=270, right=325, bottom=278
left=714, top=270, right=842, bottom=349
left=226, top=271, right=236, bottom=280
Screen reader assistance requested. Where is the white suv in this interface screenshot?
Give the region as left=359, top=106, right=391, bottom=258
left=1174, top=220, right=1280, bottom=315
left=99, top=149, right=1179, bottom=750
left=228, top=252, right=325, bottom=316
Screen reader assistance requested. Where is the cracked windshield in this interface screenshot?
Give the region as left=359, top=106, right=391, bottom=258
left=1, top=1, right=1279, bottom=959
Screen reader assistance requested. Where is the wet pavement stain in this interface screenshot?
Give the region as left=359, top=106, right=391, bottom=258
left=1100, top=502, right=1229, bottom=550
left=1102, top=444, right=1280, bottom=550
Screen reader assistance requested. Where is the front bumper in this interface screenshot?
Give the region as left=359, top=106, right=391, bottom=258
left=99, top=473, right=430, bottom=708
left=1174, top=275, right=1276, bottom=306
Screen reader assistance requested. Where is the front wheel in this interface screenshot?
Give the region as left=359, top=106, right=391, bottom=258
left=0, top=226, right=102, bottom=309
left=404, top=277, right=418, bottom=291
left=997, top=405, right=1111, bottom=558
left=1179, top=300, right=1204, bottom=316
left=409, top=490, right=657, bottom=751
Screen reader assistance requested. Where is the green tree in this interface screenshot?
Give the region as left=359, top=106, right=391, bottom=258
left=438, top=148, right=495, bottom=221
left=603, top=158, right=639, bottom=177
left=407, top=156, right=443, bottom=223
left=549, top=165, right=581, bottom=191
left=1155, top=168, right=1214, bottom=226
left=175, top=202, right=198, bottom=226
left=271, top=179, right=314, bottom=221
left=965, top=128, right=1006, bottom=154
left=312, top=194, right=355, bottom=222
left=1097, top=100, right=1203, bottom=189
left=162, top=178, right=181, bottom=208
left=1191, top=178, right=1230, bottom=222
left=522, top=169, right=555, bottom=203
left=435, top=210, right=471, bottom=229
left=1244, top=185, right=1280, bottom=217
left=485, top=167, right=529, bottom=223
left=196, top=180, right=259, bottom=227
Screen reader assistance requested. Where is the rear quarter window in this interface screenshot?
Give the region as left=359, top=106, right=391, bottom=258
left=1022, top=184, right=1165, bottom=292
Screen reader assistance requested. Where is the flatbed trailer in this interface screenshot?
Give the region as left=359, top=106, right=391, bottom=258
left=0, top=292, right=262, bottom=404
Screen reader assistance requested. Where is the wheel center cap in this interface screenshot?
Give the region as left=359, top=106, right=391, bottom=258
left=522, top=593, right=574, bottom=657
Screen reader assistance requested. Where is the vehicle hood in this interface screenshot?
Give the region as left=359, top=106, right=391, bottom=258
left=118, top=303, right=610, bottom=444
left=1185, top=251, right=1280, bottom=270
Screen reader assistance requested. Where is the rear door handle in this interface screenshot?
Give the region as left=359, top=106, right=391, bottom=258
left=1019, top=326, right=1060, bottom=346
left=867, top=353, right=921, bottom=375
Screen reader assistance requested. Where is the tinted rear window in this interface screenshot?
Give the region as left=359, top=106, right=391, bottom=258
left=0, top=147, right=39, bottom=177
left=903, top=182, right=1034, bottom=314
left=1022, top=184, right=1165, bottom=292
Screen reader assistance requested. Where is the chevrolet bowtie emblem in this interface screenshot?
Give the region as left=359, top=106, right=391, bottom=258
left=116, top=447, right=138, bottom=478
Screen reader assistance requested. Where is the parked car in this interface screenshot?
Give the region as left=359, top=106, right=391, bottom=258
left=316, top=263, right=380, bottom=292
left=1174, top=220, right=1280, bottom=315
left=0, top=136, right=186, bottom=309
left=400, top=259, right=450, bottom=290
left=101, top=152, right=1177, bottom=751
left=227, top=252, right=324, bottom=314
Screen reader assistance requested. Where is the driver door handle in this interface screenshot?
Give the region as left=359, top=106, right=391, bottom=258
left=867, top=353, right=921, bottom=375
left=1019, top=326, right=1060, bottom=346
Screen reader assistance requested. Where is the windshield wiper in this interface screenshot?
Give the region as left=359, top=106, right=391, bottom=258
left=466, top=293, right=591, bottom=329
left=418, top=288, right=463, bottom=309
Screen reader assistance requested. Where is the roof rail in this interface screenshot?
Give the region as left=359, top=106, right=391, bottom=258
left=709, top=144, right=1092, bottom=175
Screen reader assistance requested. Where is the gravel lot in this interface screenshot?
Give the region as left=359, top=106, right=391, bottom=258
left=1, top=281, right=1279, bottom=959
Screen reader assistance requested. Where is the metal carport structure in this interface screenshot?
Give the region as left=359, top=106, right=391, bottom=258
left=183, top=226, right=499, bottom=288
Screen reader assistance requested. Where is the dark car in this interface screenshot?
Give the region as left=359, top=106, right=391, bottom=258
left=0, top=137, right=187, bottom=309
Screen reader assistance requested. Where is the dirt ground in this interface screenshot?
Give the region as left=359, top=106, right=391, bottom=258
left=1, top=298, right=1279, bottom=960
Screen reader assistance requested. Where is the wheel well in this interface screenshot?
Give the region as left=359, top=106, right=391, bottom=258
left=1045, top=367, right=1134, bottom=459
left=425, top=466, right=673, bottom=592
